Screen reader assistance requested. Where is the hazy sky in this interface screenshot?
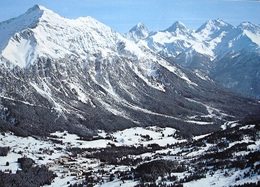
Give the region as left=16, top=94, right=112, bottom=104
left=0, top=0, right=259, bottom=33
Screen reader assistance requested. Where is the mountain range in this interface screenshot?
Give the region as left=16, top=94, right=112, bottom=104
left=127, top=19, right=260, bottom=98
left=0, top=5, right=259, bottom=137
left=1, top=5, right=260, bottom=187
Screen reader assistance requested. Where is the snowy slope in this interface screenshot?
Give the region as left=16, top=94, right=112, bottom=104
left=1, top=122, right=259, bottom=187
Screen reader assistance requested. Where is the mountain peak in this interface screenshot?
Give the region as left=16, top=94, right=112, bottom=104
left=128, top=22, right=149, bottom=42
left=196, top=19, right=233, bottom=33
left=24, top=4, right=49, bottom=18
left=209, top=19, right=226, bottom=25
left=129, top=22, right=148, bottom=33
left=0, top=4, right=122, bottom=68
left=28, top=4, right=43, bottom=11
left=27, top=4, right=55, bottom=14
left=238, top=21, right=260, bottom=33
left=3, top=4, right=60, bottom=30
left=164, top=21, right=188, bottom=32
left=25, top=4, right=62, bottom=22
left=0, top=5, right=45, bottom=53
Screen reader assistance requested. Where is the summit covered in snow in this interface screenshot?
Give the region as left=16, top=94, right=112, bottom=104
left=127, top=22, right=149, bottom=42
left=0, top=4, right=128, bottom=68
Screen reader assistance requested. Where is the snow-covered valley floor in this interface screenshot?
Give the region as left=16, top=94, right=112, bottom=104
left=0, top=124, right=260, bottom=187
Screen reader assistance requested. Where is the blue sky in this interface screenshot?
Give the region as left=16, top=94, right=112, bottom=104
left=0, top=0, right=259, bottom=33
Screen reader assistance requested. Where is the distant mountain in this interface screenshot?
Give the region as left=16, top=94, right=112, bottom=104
left=128, top=19, right=260, bottom=98
left=0, top=5, right=259, bottom=137
left=127, top=23, right=149, bottom=42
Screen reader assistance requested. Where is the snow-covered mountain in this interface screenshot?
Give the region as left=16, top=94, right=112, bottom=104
left=0, top=5, right=259, bottom=137
left=126, top=22, right=149, bottom=42
left=0, top=5, right=139, bottom=68
left=128, top=19, right=260, bottom=98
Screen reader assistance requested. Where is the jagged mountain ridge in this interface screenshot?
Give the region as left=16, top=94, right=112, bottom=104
left=0, top=5, right=259, bottom=137
left=128, top=19, right=260, bottom=98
